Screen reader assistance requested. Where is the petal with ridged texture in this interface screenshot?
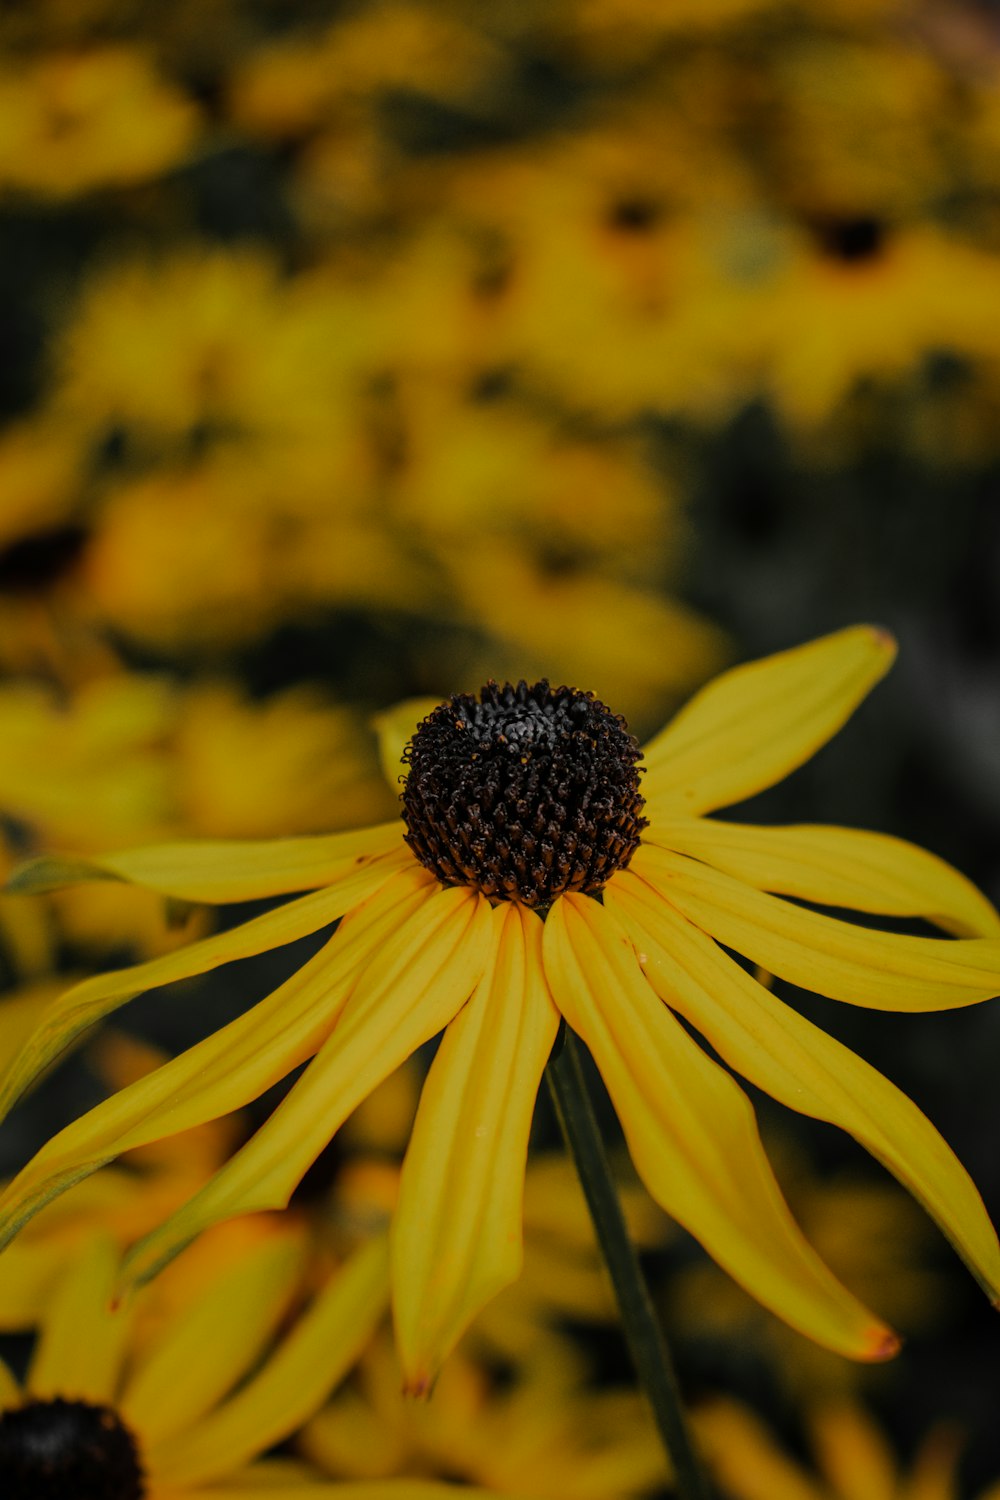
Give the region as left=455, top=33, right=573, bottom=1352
left=641, top=627, right=895, bottom=817
left=648, top=818, right=1000, bottom=937
left=393, top=902, right=559, bottom=1390
left=607, top=871, right=1000, bottom=1306
left=635, top=846, right=1000, bottom=1011
left=0, top=851, right=410, bottom=1124
left=120, top=886, right=496, bottom=1286
left=0, top=867, right=435, bottom=1253
left=543, top=895, right=897, bottom=1360
left=6, top=822, right=404, bottom=902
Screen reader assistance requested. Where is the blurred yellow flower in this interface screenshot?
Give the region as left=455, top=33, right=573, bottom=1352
left=0, top=46, right=200, bottom=199
left=4, top=628, right=1000, bottom=1397
left=698, top=1395, right=959, bottom=1500
left=301, top=1331, right=666, bottom=1500
left=0, top=1224, right=399, bottom=1497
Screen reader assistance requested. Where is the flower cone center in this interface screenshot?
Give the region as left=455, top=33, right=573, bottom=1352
left=0, top=1397, right=145, bottom=1499
left=402, top=679, right=647, bottom=908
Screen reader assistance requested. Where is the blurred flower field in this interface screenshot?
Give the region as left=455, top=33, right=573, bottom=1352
left=2, top=1, right=1000, bottom=1497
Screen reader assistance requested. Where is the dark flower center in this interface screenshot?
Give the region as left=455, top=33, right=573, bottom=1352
left=0, top=1397, right=146, bottom=1499
left=401, top=680, right=647, bottom=909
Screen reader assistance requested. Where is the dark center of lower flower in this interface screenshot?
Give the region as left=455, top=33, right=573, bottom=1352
left=0, top=1397, right=146, bottom=1499
left=401, top=680, right=647, bottom=908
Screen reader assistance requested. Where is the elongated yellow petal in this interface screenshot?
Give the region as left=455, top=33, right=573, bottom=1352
left=150, top=1236, right=390, bottom=1487
left=543, top=896, right=897, bottom=1360
left=809, top=1403, right=898, bottom=1500
left=0, top=852, right=409, bottom=1124
left=649, top=819, right=1000, bottom=938
left=607, top=872, right=1000, bottom=1305
left=635, top=846, right=1000, bottom=1010
left=0, top=868, right=436, bottom=1253
left=696, top=1399, right=822, bottom=1500
left=120, top=886, right=496, bottom=1286
left=393, top=902, right=560, bottom=1391
left=6, top=823, right=404, bottom=902
left=26, top=1235, right=133, bottom=1403
left=121, top=1224, right=308, bottom=1446
left=641, top=627, right=895, bottom=817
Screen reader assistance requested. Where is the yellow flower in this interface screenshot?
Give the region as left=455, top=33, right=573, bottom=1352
left=697, top=1394, right=959, bottom=1500
left=3, top=627, right=1000, bottom=1395
left=0, top=45, right=200, bottom=199
left=300, top=1330, right=665, bottom=1499
left=0, top=1223, right=398, bottom=1498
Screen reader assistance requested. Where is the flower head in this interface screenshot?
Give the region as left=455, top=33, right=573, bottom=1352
left=3, top=627, right=1000, bottom=1393
left=0, top=1223, right=392, bottom=1498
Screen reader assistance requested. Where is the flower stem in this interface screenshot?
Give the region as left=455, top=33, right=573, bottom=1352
left=546, top=1025, right=713, bottom=1500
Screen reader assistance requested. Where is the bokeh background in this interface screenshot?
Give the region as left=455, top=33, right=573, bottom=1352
left=2, top=0, right=1000, bottom=1494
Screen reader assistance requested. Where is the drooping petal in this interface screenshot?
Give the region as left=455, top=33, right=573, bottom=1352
left=606, top=871, right=1000, bottom=1305
left=640, top=627, right=896, bottom=817
left=392, top=902, right=560, bottom=1391
left=543, top=895, right=897, bottom=1360
left=6, top=822, right=405, bottom=902
left=119, top=886, right=496, bottom=1286
left=26, top=1235, right=133, bottom=1404
left=149, top=1235, right=390, bottom=1488
left=120, top=1223, right=308, bottom=1446
left=0, top=851, right=410, bottom=1124
left=648, top=818, right=1000, bottom=937
left=0, top=868, right=436, bottom=1253
left=635, top=846, right=1000, bottom=1011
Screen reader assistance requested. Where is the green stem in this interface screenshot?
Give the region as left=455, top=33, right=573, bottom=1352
left=546, top=1025, right=713, bottom=1500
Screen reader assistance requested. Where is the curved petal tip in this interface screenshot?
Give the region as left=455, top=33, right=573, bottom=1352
left=865, top=1326, right=903, bottom=1363
left=402, top=1372, right=434, bottom=1400
left=866, top=625, right=898, bottom=660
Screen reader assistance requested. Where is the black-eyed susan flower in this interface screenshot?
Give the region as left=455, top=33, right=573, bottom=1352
left=0, top=1221, right=400, bottom=1498
left=3, top=627, right=1000, bottom=1393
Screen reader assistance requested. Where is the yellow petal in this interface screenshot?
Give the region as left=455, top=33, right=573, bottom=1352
left=121, top=1223, right=307, bottom=1446
left=373, top=697, right=442, bottom=791
left=809, top=1402, right=898, bottom=1500
left=150, top=1235, right=390, bottom=1487
left=120, top=886, right=496, bottom=1286
left=6, top=822, right=404, bottom=902
left=543, top=896, right=897, bottom=1360
left=26, top=1234, right=134, bottom=1403
left=649, top=819, right=1000, bottom=938
left=635, top=846, right=1000, bottom=1011
left=0, top=867, right=435, bottom=1253
left=641, top=627, right=896, bottom=817
left=607, top=872, right=1000, bottom=1306
left=0, top=852, right=409, bottom=1124
left=696, top=1398, right=822, bottom=1500
left=392, top=902, right=560, bottom=1390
